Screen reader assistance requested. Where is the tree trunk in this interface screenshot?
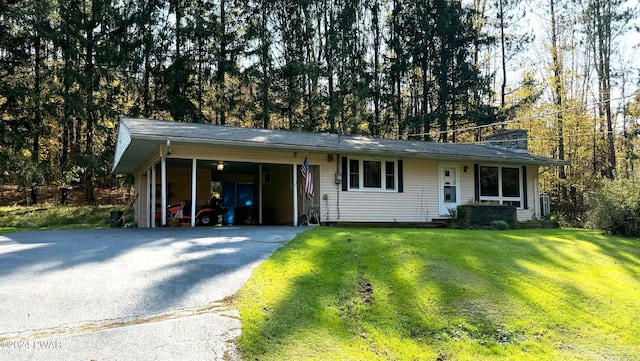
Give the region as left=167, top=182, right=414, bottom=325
left=84, top=1, right=96, bottom=204
left=31, top=34, right=42, bottom=205
left=499, top=0, right=507, bottom=111
left=550, top=0, right=567, bottom=211
left=143, top=23, right=151, bottom=118
left=62, top=42, right=71, bottom=168
left=324, top=0, right=336, bottom=133
left=217, top=0, right=227, bottom=125
left=590, top=0, right=617, bottom=179
left=371, top=0, right=381, bottom=136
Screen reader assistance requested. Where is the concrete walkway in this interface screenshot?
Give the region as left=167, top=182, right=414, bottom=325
left=0, top=226, right=305, bottom=360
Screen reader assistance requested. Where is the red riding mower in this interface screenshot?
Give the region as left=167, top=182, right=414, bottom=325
left=166, top=197, right=226, bottom=226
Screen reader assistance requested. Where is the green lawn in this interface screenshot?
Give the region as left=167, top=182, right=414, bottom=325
left=0, top=205, right=125, bottom=233
left=234, top=228, right=640, bottom=360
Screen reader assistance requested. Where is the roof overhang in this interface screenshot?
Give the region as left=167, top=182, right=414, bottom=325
left=113, top=117, right=567, bottom=174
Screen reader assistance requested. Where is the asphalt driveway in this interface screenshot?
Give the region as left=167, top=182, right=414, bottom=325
left=0, top=226, right=305, bottom=360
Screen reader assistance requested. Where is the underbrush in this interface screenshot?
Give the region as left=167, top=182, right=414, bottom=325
left=0, top=205, right=125, bottom=230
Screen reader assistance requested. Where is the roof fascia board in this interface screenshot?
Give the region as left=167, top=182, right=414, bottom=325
left=121, top=118, right=566, bottom=168
left=113, top=119, right=132, bottom=171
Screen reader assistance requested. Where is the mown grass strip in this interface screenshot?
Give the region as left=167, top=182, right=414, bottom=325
left=0, top=205, right=125, bottom=230
left=235, top=228, right=640, bottom=360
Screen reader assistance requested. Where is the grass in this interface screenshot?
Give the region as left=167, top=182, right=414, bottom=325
left=0, top=205, right=127, bottom=233
left=234, top=228, right=640, bottom=360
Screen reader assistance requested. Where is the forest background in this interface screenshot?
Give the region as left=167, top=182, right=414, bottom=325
left=1, top=0, right=638, bottom=225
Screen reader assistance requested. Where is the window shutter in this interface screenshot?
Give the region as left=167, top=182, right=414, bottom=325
left=522, top=166, right=528, bottom=209
left=341, top=156, right=348, bottom=191
left=398, top=160, right=403, bottom=193
left=474, top=163, right=480, bottom=202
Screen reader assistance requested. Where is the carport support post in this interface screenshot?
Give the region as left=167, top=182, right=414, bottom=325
left=191, top=158, right=197, bottom=227
left=146, top=169, right=151, bottom=228
left=259, top=164, right=263, bottom=224
left=293, top=164, right=298, bottom=226
left=161, top=156, right=167, bottom=226
left=151, top=165, right=157, bottom=228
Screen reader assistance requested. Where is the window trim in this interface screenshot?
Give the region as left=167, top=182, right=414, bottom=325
left=478, top=164, right=524, bottom=208
left=347, top=157, right=398, bottom=192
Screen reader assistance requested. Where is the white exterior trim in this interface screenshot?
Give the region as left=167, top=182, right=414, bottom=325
left=477, top=164, right=524, bottom=209
left=151, top=165, right=157, bottom=228
left=161, top=156, right=167, bottom=226
left=292, top=164, right=298, bottom=226
left=113, top=122, right=131, bottom=171
left=146, top=169, right=151, bottom=228
left=438, top=163, right=461, bottom=216
left=191, top=158, right=197, bottom=227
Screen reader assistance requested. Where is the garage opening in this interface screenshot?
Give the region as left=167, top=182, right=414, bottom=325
left=162, top=159, right=301, bottom=226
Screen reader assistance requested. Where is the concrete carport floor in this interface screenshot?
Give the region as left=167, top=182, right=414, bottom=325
left=0, top=226, right=305, bottom=361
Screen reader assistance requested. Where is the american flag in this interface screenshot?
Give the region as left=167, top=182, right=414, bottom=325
left=300, top=155, right=314, bottom=200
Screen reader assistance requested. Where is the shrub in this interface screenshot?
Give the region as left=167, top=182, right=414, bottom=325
left=490, top=220, right=510, bottom=230
left=448, top=206, right=469, bottom=229
left=518, top=216, right=561, bottom=229
left=587, top=176, right=640, bottom=237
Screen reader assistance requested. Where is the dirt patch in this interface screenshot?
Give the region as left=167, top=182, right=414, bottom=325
left=436, top=350, right=449, bottom=361
left=358, top=278, right=374, bottom=306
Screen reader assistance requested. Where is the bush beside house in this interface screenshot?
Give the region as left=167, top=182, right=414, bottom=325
left=588, top=176, right=640, bottom=237
left=452, top=203, right=517, bottom=229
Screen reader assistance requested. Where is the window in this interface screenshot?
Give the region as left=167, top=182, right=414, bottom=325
left=480, top=166, right=499, bottom=196
left=349, top=159, right=359, bottom=189
left=385, top=161, right=395, bottom=190
left=501, top=167, right=520, bottom=197
left=363, top=161, right=382, bottom=188
left=348, top=158, right=396, bottom=191
left=479, top=165, right=522, bottom=207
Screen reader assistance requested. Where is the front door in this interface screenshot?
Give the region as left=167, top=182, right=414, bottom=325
left=439, top=164, right=460, bottom=216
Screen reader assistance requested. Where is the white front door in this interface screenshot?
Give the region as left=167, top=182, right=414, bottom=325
left=439, top=164, right=461, bottom=216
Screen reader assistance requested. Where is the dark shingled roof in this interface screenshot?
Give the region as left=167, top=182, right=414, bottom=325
left=114, top=117, right=563, bottom=173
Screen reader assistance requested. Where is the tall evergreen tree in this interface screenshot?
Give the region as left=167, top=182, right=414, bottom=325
left=582, top=0, right=633, bottom=179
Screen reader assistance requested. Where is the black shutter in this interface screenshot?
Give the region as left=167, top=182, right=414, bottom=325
left=398, top=160, right=403, bottom=193
left=474, top=163, right=480, bottom=202
left=341, top=156, right=348, bottom=191
left=522, top=166, right=528, bottom=209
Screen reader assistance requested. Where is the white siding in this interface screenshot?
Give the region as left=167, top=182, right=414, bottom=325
left=320, top=158, right=442, bottom=223
left=170, top=145, right=309, bottom=165
left=133, top=142, right=544, bottom=225
left=458, top=163, right=476, bottom=206
left=516, top=165, right=539, bottom=221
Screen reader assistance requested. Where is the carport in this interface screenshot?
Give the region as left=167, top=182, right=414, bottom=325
left=141, top=159, right=302, bottom=227
left=114, top=117, right=321, bottom=228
